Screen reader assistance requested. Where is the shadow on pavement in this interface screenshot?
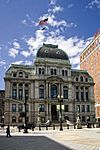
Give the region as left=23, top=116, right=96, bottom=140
left=0, top=136, right=72, bottom=150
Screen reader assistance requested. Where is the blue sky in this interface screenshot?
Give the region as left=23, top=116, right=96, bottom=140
left=0, top=0, right=100, bottom=89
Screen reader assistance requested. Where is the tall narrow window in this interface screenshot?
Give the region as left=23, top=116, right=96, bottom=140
left=39, top=85, right=44, bottom=99
left=12, top=83, right=17, bottom=99
left=62, top=70, right=64, bottom=76
left=63, top=86, right=68, bottom=99
left=51, top=69, right=53, bottom=75
left=39, top=68, right=41, bottom=75
left=86, top=105, right=90, bottom=112
left=51, top=84, right=57, bottom=98
left=77, top=105, right=80, bottom=112
left=12, top=89, right=17, bottom=99
left=80, top=76, right=83, bottom=82
left=12, top=104, right=16, bottom=112
left=81, top=105, right=85, bottom=112
left=18, top=104, right=23, bottom=112
left=19, top=89, right=23, bottom=100
left=65, top=105, right=69, bottom=112
left=76, top=92, right=79, bottom=101
left=39, top=104, right=45, bottom=112
left=25, top=89, right=29, bottom=100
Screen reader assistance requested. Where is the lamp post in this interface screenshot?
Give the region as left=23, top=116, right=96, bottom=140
left=23, top=95, right=28, bottom=133
left=57, top=95, right=63, bottom=131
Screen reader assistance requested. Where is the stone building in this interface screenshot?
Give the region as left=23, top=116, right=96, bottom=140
left=4, top=43, right=95, bottom=126
left=80, top=29, right=100, bottom=121
left=0, top=90, right=5, bottom=125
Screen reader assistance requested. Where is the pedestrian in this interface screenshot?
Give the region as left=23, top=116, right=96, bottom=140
left=6, top=125, right=12, bottom=137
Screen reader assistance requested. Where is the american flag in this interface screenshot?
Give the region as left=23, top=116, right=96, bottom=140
left=39, top=18, right=48, bottom=26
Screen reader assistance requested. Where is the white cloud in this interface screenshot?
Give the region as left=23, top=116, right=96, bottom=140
left=86, top=0, right=100, bottom=9
left=24, top=60, right=33, bottom=65
left=25, top=26, right=92, bottom=69
left=67, top=4, right=74, bottom=8
left=20, top=50, right=31, bottom=57
left=0, top=60, right=6, bottom=66
left=26, top=30, right=45, bottom=53
left=21, top=14, right=35, bottom=27
left=12, top=61, right=23, bottom=65
left=8, top=48, right=19, bottom=58
left=48, top=5, right=63, bottom=13
left=39, top=14, right=77, bottom=29
left=50, top=0, right=56, bottom=5
left=12, top=41, right=20, bottom=49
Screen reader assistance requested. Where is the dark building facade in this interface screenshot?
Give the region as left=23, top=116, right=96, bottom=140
left=0, top=90, right=5, bottom=125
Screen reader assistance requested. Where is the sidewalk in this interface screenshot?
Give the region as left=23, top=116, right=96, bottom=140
left=0, top=127, right=100, bottom=150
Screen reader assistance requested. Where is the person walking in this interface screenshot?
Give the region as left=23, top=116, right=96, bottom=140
left=6, top=125, right=12, bottom=137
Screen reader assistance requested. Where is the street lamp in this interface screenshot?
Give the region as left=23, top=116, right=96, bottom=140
left=57, top=95, right=63, bottom=131
left=23, top=95, right=28, bottom=133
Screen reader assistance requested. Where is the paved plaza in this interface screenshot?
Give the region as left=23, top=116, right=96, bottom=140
left=0, top=127, right=100, bottom=150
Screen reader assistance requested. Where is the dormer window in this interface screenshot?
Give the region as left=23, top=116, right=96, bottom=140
left=13, top=72, right=17, bottom=77
left=19, top=72, right=23, bottom=78
left=56, top=51, right=60, bottom=54
left=76, top=77, right=78, bottom=81
left=80, top=76, right=83, bottom=82
left=44, top=50, right=48, bottom=53
left=25, top=73, right=28, bottom=78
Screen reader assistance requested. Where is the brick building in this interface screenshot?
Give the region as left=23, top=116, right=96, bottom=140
left=80, top=29, right=100, bottom=121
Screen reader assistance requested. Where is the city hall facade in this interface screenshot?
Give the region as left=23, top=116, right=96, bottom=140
left=4, top=43, right=95, bottom=126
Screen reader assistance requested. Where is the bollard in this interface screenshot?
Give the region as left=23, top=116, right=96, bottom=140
left=39, top=125, right=41, bottom=131
left=53, top=124, right=55, bottom=130
left=32, top=127, right=34, bottom=131
left=67, top=124, right=69, bottom=129
left=18, top=126, right=20, bottom=132
left=74, top=123, right=76, bottom=129
left=46, top=125, right=48, bottom=130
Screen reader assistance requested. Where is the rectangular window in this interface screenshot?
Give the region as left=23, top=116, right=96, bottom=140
left=51, top=69, right=53, bottom=75
left=64, top=90, right=68, bottom=99
left=65, top=70, right=67, bottom=76
left=54, top=69, right=57, bottom=75
left=76, top=92, right=79, bottom=101
left=62, top=70, right=64, bottom=76
left=86, top=105, right=90, bottom=112
left=77, top=105, right=80, bottom=112
left=18, top=104, right=23, bottom=112
left=81, top=92, right=84, bottom=101
left=86, top=92, right=89, bottom=101
left=12, top=104, right=16, bottom=112
left=82, top=116, right=85, bottom=122
left=25, top=89, right=29, bottom=100
left=39, top=68, right=41, bottom=75
left=19, top=89, right=23, bottom=100
left=12, top=89, right=17, bottom=99
left=81, top=105, right=85, bottom=112
left=42, top=68, right=45, bottom=75
left=65, top=105, right=69, bottom=112
left=39, top=104, right=45, bottom=112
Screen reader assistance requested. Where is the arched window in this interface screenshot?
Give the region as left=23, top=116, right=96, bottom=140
left=12, top=116, right=16, bottom=123
left=80, top=76, right=83, bottom=82
left=39, top=85, right=44, bottom=99
left=63, top=86, right=68, bottom=99
left=51, top=84, right=57, bottom=98
left=19, top=72, right=23, bottom=78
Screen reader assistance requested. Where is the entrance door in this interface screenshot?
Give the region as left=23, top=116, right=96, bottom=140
left=51, top=105, right=58, bottom=121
